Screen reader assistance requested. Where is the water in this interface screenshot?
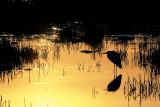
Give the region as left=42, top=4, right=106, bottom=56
left=0, top=23, right=160, bottom=107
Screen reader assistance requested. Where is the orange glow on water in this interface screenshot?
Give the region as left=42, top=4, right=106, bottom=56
left=0, top=35, right=160, bottom=107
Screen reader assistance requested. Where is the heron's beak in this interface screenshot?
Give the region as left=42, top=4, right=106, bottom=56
left=102, top=52, right=108, bottom=54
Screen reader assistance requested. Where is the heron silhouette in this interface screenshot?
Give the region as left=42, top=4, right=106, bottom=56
left=103, top=51, right=122, bottom=78
left=107, top=74, right=122, bottom=91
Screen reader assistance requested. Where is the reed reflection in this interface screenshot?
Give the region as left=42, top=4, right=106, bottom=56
left=0, top=95, right=10, bottom=107
left=124, top=72, right=160, bottom=107
left=129, top=36, right=160, bottom=73
left=0, top=38, right=38, bottom=83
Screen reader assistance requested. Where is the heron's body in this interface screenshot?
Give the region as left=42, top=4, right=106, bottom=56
left=107, top=51, right=122, bottom=68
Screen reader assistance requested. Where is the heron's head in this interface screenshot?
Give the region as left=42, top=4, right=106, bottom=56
left=119, top=74, right=122, bottom=78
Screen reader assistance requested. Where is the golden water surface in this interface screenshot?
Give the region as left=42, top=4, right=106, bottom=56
left=0, top=32, right=160, bottom=107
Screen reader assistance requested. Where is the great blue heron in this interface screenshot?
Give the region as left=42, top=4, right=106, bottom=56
left=103, top=51, right=122, bottom=78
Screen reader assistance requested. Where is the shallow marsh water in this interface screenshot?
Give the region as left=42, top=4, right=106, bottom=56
left=0, top=24, right=160, bottom=107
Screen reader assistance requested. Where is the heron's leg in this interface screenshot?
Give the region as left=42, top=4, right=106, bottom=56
left=114, top=64, right=115, bottom=79
left=116, top=66, right=117, bottom=77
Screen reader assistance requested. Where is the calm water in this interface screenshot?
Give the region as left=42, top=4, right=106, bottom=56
left=0, top=24, right=160, bottom=107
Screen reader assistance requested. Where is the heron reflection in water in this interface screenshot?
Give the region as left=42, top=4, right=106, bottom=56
left=103, top=51, right=122, bottom=78
left=107, top=74, right=122, bottom=91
